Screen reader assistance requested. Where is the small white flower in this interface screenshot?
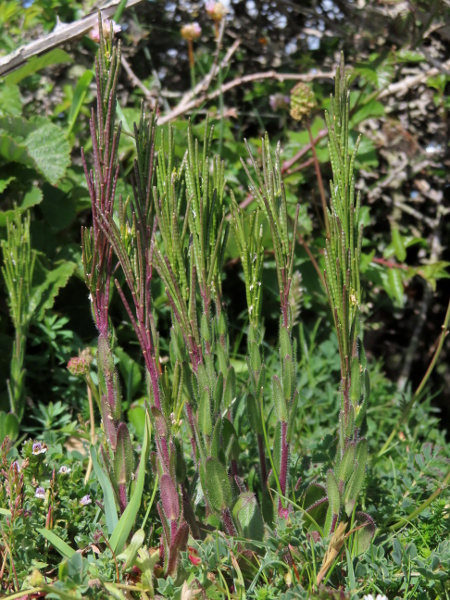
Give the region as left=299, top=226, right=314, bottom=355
left=80, top=494, right=92, bottom=506
left=363, top=595, right=388, bottom=600
left=35, top=487, right=46, bottom=500
left=58, top=466, right=71, bottom=475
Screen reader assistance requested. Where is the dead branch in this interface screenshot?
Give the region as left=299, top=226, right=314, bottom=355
left=0, top=0, right=144, bottom=77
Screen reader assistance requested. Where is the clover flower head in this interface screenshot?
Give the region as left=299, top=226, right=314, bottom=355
left=35, top=487, right=46, bottom=500
left=80, top=494, right=92, bottom=506
left=89, top=19, right=121, bottom=43
left=181, top=22, right=202, bottom=41
left=67, top=356, right=90, bottom=377
left=59, top=465, right=71, bottom=475
left=32, top=441, right=48, bottom=455
left=206, top=1, right=228, bottom=21
left=363, top=595, right=388, bottom=600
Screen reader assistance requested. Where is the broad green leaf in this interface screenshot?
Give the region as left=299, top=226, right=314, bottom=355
left=232, top=492, right=265, bottom=541
left=0, top=83, right=22, bottom=116
left=91, top=445, right=119, bottom=535
left=0, top=131, right=28, bottom=163
left=109, top=411, right=151, bottom=554
left=36, top=528, right=75, bottom=559
left=26, top=119, right=70, bottom=184
left=5, top=49, right=73, bottom=85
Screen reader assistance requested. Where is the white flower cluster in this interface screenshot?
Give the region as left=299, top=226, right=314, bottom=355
left=363, top=594, right=388, bottom=600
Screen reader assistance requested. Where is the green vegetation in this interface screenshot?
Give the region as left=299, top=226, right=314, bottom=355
left=0, top=1, right=449, bottom=598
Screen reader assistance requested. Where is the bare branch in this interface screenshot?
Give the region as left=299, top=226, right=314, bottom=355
left=0, top=0, right=144, bottom=77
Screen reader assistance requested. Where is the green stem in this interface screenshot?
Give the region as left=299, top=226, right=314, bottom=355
left=389, top=469, right=450, bottom=532
left=259, top=391, right=284, bottom=510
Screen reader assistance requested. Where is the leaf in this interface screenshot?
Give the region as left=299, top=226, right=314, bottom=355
left=0, top=115, right=71, bottom=184
left=0, top=83, right=22, bottom=117
left=391, top=226, right=406, bottom=262
left=203, top=456, right=232, bottom=513
left=272, top=375, right=287, bottom=422
left=114, top=423, right=134, bottom=486
left=117, top=528, right=146, bottom=570
left=0, top=176, right=15, bottom=193
left=232, top=492, right=265, bottom=541
left=116, top=347, right=142, bottom=402
left=30, top=260, right=77, bottom=321
left=91, top=445, right=119, bottom=535
left=326, top=469, right=340, bottom=517
left=386, top=268, right=404, bottom=307
left=109, top=410, right=150, bottom=554
left=160, top=474, right=180, bottom=521
left=36, top=528, right=75, bottom=559
left=5, top=49, right=73, bottom=85
left=67, top=70, right=94, bottom=134
left=352, top=511, right=375, bottom=555
left=26, top=118, right=71, bottom=184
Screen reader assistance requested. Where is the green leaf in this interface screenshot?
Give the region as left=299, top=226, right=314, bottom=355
left=232, top=492, right=265, bottom=541
left=386, top=268, right=404, bottom=307
left=109, top=410, right=150, bottom=554
left=0, top=83, right=22, bottom=116
left=338, top=442, right=356, bottom=485
left=117, top=528, right=146, bottom=570
left=344, top=439, right=368, bottom=517
left=91, top=445, right=119, bottom=535
left=272, top=375, right=287, bottom=422
left=116, top=347, right=142, bottom=403
left=0, top=176, right=15, bottom=193
left=114, top=423, right=134, bottom=486
left=391, top=227, right=406, bottom=262
left=326, top=469, right=340, bottom=517
left=203, top=456, right=232, bottom=513
left=36, top=528, right=75, bottom=559
left=198, top=389, right=213, bottom=436
left=0, top=115, right=71, bottom=184
left=26, top=118, right=71, bottom=184
left=67, top=69, right=94, bottom=135
left=127, top=404, right=146, bottom=440
left=5, top=49, right=73, bottom=85
left=30, top=260, right=77, bottom=321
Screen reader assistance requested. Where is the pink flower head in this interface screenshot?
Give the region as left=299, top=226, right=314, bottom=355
left=89, top=19, right=121, bottom=43
left=80, top=494, right=92, bottom=506
left=206, top=1, right=228, bottom=21
left=181, top=22, right=202, bottom=41
left=188, top=546, right=201, bottom=566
